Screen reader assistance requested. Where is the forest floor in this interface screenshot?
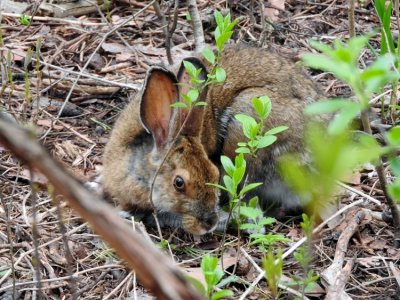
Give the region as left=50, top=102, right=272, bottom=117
left=0, top=0, right=399, bottom=299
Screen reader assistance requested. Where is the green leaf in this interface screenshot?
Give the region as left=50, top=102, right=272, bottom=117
left=201, top=254, right=218, bottom=273
left=257, top=135, right=277, bottom=149
left=327, top=103, right=362, bottom=134
left=239, top=206, right=263, bottom=221
left=265, top=126, right=288, bottom=135
left=240, top=223, right=260, bottom=230
left=214, top=10, right=224, bottom=29
left=181, top=94, right=193, bottom=105
left=235, top=153, right=246, bottom=168
left=239, top=182, right=263, bottom=196
left=389, top=156, right=400, bottom=177
left=381, top=1, right=395, bottom=54
left=347, top=35, right=370, bottom=61
left=223, top=175, right=235, bottom=195
left=388, top=179, right=400, bottom=202
left=221, top=155, right=235, bottom=177
left=202, top=48, right=215, bottom=64
left=216, top=31, right=233, bottom=51
left=387, top=126, right=400, bottom=145
left=361, top=54, right=398, bottom=94
left=195, top=101, right=207, bottom=106
left=252, top=96, right=271, bottom=119
left=248, top=140, right=258, bottom=148
left=236, top=147, right=251, bottom=154
left=248, top=196, right=259, bottom=208
left=302, top=53, right=353, bottom=83
left=171, top=102, right=187, bottom=108
left=258, top=217, right=276, bottom=226
left=232, top=165, right=246, bottom=187
left=374, top=0, right=385, bottom=19
left=186, top=276, right=206, bottom=296
left=217, top=275, right=239, bottom=288
left=211, top=290, right=234, bottom=300
left=305, top=99, right=352, bottom=115
left=215, top=67, right=226, bottom=82
left=207, top=182, right=230, bottom=193
left=187, top=89, right=199, bottom=103
left=235, top=114, right=257, bottom=139
left=183, top=60, right=198, bottom=78
left=235, top=114, right=257, bottom=126
left=213, top=267, right=224, bottom=284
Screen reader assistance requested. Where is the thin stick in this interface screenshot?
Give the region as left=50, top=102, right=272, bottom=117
left=187, top=0, right=205, bottom=51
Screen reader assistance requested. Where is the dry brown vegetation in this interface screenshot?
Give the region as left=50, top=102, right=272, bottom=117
left=0, top=0, right=399, bottom=299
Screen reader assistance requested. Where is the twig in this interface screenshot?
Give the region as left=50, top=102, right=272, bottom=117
left=322, top=209, right=366, bottom=298
left=103, top=272, right=133, bottom=300
left=337, top=182, right=382, bottom=205
left=41, top=110, right=95, bottom=145
left=53, top=194, right=78, bottom=300
left=153, top=0, right=173, bottom=65
left=30, top=168, right=44, bottom=299
left=325, top=258, right=355, bottom=300
left=1, top=12, right=112, bottom=26
left=187, top=0, right=205, bottom=51
left=348, top=0, right=355, bottom=37
left=0, top=191, right=17, bottom=299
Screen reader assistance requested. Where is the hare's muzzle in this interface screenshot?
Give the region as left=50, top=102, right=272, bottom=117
left=182, top=211, right=219, bottom=235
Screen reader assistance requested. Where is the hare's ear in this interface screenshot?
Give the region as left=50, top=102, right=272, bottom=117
left=140, top=67, right=179, bottom=148
left=175, top=57, right=208, bottom=137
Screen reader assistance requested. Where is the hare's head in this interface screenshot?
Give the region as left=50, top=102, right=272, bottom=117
left=140, top=59, right=220, bottom=235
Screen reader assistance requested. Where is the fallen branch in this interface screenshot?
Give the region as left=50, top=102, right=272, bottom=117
left=325, top=258, right=355, bottom=300
left=321, top=209, right=366, bottom=299
left=0, top=116, right=202, bottom=300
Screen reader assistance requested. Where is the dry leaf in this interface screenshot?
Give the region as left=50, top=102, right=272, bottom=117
left=356, top=257, right=381, bottom=268
left=37, top=119, right=64, bottom=130
left=20, top=169, right=49, bottom=186
left=264, top=0, right=285, bottom=22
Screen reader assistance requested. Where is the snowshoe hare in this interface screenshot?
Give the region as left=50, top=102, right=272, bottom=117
left=101, top=45, right=321, bottom=235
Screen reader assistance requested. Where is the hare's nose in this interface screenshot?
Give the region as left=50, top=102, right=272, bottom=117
left=200, top=212, right=218, bottom=231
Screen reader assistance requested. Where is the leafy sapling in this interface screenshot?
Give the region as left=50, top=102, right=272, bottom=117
left=172, top=11, right=238, bottom=110
left=263, top=249, right=283, bottom=299
left=236, top=96, right=288, bottom=157
left=19, top=15, right=30, bottom=26
left=188, top=254, right=234, bottom=300
left=291, top=214, right=319, bottom=298
left=303, top=35, right=398, bottom=134
left=301, top=34, right=400, bottom=238
left=239, top=197, right=289, bottom=250
left=211, top=96, right=289, bottom=249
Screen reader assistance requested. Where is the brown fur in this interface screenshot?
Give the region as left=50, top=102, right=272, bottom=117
left=102, top=45, right=323, bottom=234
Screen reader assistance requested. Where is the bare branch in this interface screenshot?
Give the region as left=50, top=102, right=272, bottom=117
left=187, top=0, right=205, bottom=51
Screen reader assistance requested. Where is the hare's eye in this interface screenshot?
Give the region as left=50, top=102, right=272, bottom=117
left=173, top=176, right=185, bottom=192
